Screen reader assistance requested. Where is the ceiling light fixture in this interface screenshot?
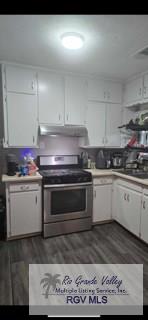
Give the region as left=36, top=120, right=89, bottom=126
left=61, top=32, right=84, bottom=50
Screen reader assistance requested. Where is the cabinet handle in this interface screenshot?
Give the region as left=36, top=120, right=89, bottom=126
left=124, top=193, right=126, bottom=201
left=31, top=80, right=34, bottom=90
left=66, top=114, right=69, bottom=121
left=36, top=195, right=37, bottom=204
left=144, top=87, right=146, bottom=95
left=139, top=87, right=142, bottom=96
left=33, top=136, right=35, bottom=144
left=59, top=114, right=61, bottom=121
left=143, top=201, right=145, bottom=209
left=104, top=92, right=106, bottom=99
left=127, top=194, right=130, bottom=202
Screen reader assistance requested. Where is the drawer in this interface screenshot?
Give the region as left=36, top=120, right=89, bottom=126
left=93, top=177, right=112, bottom=185
left=116, top=178, right=142, bottom=193
left=9, top=182, right=39, bottom=192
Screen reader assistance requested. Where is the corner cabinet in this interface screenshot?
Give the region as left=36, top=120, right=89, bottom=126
left=0, top=64, right=38, bottom=147
left=65, top=76, right=87, bottom=126
left=85, top=102, right=122, bottom=147
left=93, top=177, right=112, bottom=223
left=114, top=179, right=142, bottom=237
left=6, top=181, right=42, bottom=239
left=87, top=78, right=122, bottom=104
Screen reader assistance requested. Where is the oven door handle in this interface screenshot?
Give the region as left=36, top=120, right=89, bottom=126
left=44, top=182, right=92, bottom=189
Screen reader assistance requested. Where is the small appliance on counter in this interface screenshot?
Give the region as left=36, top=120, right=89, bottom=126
left=96, top=150, right=106, bottom=169
left=111, top=153, right=123, bottom=169
left=80, top=151, right=89, bottom=168
left=125, top=150, right=139, bottom=169
left=6, top=154, right=18, bottom=176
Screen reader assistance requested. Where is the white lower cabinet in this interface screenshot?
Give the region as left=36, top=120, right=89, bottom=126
left=114, top=180, right=142, bottom=237
left=93, top=178, right=112, bottom=223
left=140, top=190, right=148, bottom=243
left=7, top=182, right=42, bottom=239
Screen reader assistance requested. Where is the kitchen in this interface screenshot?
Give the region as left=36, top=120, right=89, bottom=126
left=0, top=14, right=148, bottom=316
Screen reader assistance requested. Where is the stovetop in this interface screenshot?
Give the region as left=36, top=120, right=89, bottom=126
left=39, top=168, right=92, bottom=185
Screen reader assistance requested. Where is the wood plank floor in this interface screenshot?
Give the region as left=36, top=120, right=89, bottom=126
left=0, top=221, right=148, bottom=305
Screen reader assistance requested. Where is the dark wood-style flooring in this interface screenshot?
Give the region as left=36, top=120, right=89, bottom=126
left=0, top=221, right=148, bottom=305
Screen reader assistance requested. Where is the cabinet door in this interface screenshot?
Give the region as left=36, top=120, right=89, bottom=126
left=116, top=184, right=141, bottom=236
left=124, top=77, right=143, bottom=105
left=86, top=101, right=106, bottom=146
left=10, top=190, right=41, bottom=236
left=7, top=92, right=37, bottom=147
left=105, top=103, right=122, bottom=147
left=5, top=65, right=37, bottom=94
left=105, top=81, right=122, bottom=104
left=87, top=78, right=106, bottom=102
left=140, top=194, right=148, bottom=243
left=143, top=74, right=148, bottom=99
left=38, top=72, right=64, bottom=125
left=65, top=76, right=86, bottom=125
left=93, top=184, right=112, bottom=222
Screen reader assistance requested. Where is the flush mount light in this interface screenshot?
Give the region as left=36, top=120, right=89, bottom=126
left=61, top=32, right=84, bottom=50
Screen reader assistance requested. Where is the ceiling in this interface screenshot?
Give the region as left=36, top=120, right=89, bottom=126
left=1, top=15, right=148, bottom=80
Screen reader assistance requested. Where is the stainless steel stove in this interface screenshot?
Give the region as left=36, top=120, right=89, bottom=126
left=37, top=155, right=93, bottom=238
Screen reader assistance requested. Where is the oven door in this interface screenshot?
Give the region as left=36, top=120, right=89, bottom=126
left=43, top=183, right=93, bottom=223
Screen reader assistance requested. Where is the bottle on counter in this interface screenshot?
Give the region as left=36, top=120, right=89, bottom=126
left=87, top=157, right=91, bottom=169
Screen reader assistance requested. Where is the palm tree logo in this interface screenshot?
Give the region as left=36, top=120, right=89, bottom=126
left=40, top=273, right=61, bottom=299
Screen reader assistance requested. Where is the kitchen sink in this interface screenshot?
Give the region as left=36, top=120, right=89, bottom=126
left=113, top=169, right=148, bottom=179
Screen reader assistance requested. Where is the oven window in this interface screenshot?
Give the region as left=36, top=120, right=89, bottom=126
left=51, top=189, right=86, bottom=215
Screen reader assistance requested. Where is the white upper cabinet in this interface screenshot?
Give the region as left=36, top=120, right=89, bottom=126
left=38, top=72, right=64, bottom=125
left=105, top=81, right=122, bottom=104
left=143, top=73, right=148, bottom=99
left=124, top=76, right=143, bottom=106
left=7, top=92, right=38, bottom=147
left=5, top=65, right=37, bottom=94
left=105, top=104, right=122, bottom=147
left=86, top=101, right=106, bottom=146
left=87, top=78, right=122, bottom=103
left=88, top=79, right=106, bottom=102
left=65, top=76, right=87, bottom=126
left=2, top=64, right=38, bottom=147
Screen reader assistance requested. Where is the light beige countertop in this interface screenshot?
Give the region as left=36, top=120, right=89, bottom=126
left=2, top=172, right=42, bottom=183
left=85, top=169, right=148, bottom=186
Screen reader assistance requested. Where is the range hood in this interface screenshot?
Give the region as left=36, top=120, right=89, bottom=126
left=39, top=125, right=88, bottom=137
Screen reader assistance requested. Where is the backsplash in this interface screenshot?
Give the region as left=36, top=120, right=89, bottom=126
left=0, top=136, right=80, bottom=194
